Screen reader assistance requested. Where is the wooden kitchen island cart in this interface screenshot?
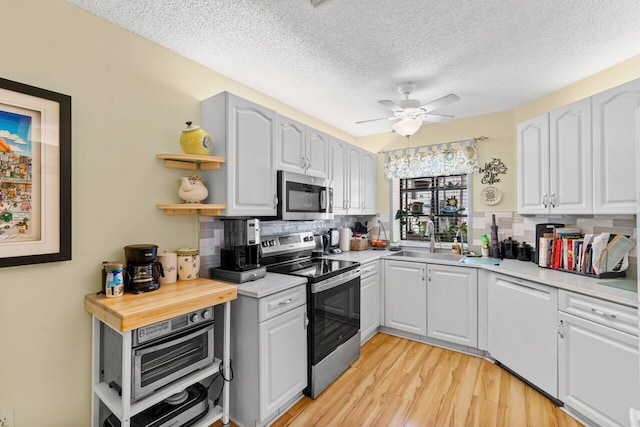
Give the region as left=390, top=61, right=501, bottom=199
left=85, top=278, right=237, bottom=427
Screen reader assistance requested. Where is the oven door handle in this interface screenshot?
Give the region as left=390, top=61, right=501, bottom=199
left=311, top=269, right=361, bottom=293
left=135, top=322, right=213, bottom=355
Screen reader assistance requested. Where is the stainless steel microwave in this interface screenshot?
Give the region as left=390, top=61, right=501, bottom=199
left=277, top=170, right=333, bottom=220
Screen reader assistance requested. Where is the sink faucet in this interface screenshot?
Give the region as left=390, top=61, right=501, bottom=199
left=456, top=228, right=466, bottom=255
left=426, top=220, right=436, bottom=253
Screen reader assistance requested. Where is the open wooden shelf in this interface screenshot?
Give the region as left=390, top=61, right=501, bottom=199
left=156, top=153, right=226, bottom=170
left=157, top=203, right=226, bottom=216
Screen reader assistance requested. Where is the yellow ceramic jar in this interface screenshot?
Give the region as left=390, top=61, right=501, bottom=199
left=179, top=121, right=213, bottom=155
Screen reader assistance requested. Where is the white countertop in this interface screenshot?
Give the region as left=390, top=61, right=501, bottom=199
left=234, top=272, right=307, bottom=298
left=226, top=249, right=637, bottom=307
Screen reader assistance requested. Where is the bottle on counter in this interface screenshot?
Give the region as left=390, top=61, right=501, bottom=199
left=452, top=238, right=461, bottom=255
left=481, top=234, right=490, bottom=257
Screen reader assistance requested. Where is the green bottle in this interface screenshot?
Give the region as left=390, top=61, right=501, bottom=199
left=481, top=234, right=490, bottom=257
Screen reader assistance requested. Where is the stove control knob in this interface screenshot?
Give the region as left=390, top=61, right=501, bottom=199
left=191, top=313, right=201, bottom=323
left=202, top=310, right=212, bottom=320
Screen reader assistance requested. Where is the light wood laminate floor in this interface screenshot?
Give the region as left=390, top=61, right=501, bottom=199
left=269, top=332, right=582, bottom=427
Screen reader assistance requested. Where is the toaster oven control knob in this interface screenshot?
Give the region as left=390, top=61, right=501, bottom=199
left=202, top=310, right=212, bottom=320
left=190, top=313, right=201, bottom=323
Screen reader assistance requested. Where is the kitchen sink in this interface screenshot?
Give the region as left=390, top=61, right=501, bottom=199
left=388, top=250, right=465, bottom=262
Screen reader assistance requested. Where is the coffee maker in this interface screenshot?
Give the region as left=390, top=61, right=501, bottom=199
left=124, top=244, right=164, bottom=293
left=211, top=219, right=266, bottom=283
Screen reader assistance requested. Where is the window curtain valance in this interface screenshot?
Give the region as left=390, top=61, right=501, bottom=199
left=383, top=138, right=481, bottom=179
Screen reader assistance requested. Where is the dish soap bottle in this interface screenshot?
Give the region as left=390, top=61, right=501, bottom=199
left=452, top=238, right=461, bottom=255
left=481, top=234, right=490, bottom=257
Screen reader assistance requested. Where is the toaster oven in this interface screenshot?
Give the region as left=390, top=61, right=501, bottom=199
left=101, top=307, right=215, bottom=401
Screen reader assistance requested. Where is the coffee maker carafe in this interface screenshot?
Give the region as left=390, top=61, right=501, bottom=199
left=124, top=244, right=164, bottom=293
left=220, top=219, right=261, bottom=271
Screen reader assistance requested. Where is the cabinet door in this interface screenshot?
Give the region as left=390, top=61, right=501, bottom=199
left=384, top=260, right=426, bottom=335
left=361, top=150, right=377, bottom=215
left=593, top=78, right=640, bottom=214
left=227, top=94, right=277, bottom=216
left=549, top=98, right=593, bottom=214
left=276, top=115, right=306, bottom=174
left=347, top=146, right=362, bottom=214
left=305, top=128, right=329, bottom=178
left=427, top=264, right=478, bottom=347
left=517, top=114, right=550, bottom=214
left=360, top=269, right=380, bottom=344
left=259, top=305, right=308, bottom=421
left=328, top=137, right=348, bottom=214
left=559, top=311, right=640, bottom=427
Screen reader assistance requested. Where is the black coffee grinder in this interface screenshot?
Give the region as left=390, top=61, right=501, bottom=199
left=124, top=244, right=164, bottom=293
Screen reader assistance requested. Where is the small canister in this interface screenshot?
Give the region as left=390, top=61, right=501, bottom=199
left=104, top=262, right=124, bottom=297
left=177, top=248, right=200, bottom=281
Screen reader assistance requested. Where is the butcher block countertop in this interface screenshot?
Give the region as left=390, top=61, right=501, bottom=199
left=85, top=278, right=237, bottom=332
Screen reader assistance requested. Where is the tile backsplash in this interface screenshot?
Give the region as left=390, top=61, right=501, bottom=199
left=198, top=215, right=377, bottom=275
left=471, top=211, right=637, bottom=279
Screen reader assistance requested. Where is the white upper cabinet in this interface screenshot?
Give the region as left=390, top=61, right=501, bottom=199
left=549, top=98, right=593, bottom=214
left=329, top=138, right=377, bottom=215
left=202, top=92, right=278, bottom=217
left=276, top=115, right=306, bottom=173
left=518, top=78, right=639, bottom=215
left=361, top=149, right=377, bottom=215
left=518, top=98, right=592, bottom=214
left=517, top=113, right=550, bottom=214
left=592, top=78, right=640, bottom=214
left=276, top=115, right=328, bottom=178
left=328, top=137, right=348, bottom=214
left=305, top=128, right=329, bottom=178
left=347, top=145, right=362, bottom=214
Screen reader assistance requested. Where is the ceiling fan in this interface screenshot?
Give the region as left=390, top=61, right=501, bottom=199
left=357, top=83, right=460, bottom=136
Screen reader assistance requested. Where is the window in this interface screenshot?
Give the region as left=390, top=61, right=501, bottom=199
left=396, top=173, right=469, bottom=242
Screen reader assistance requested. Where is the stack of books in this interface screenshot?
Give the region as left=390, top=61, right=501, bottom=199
left=537, top=227, right=633, bottom=278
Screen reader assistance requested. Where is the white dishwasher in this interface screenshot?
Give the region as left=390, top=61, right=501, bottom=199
left=488, top=273, right=558, bottom=398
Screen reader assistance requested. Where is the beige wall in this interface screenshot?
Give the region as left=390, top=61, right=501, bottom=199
left=0, top=2, right=352, bottom=425
left=356, top=55, right=640, bottom=216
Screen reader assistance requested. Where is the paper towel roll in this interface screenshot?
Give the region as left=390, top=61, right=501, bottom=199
left=339, top=228, right=352, bottom=252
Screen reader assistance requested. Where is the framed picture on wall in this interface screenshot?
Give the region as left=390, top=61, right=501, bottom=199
left=0, top=77, right=71, bottom=268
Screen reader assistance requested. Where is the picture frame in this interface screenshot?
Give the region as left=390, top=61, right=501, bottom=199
left=0, top=77, right=71, bottom=268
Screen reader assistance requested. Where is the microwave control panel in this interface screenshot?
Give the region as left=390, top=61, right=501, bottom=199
left=134, top=306, right=214, bottom=346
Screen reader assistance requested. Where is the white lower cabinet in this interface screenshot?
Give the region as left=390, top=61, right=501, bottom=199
left=558, top=291, right=640, bottom=427
left=259, top=305, right=308, bottom=418
left=359, top=260, right=380, bottom=344
left=383, top=259, right=427, bottom=336
left=220, top=285, right=307, bottom=427
left=427, top=264, right=478, bottom=347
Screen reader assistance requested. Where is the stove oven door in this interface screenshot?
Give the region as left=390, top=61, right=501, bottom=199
left=310, top=273, right=361, bottom=365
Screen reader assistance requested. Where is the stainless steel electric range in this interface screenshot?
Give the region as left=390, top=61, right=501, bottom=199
left=260, top=231, right=362, bottom=398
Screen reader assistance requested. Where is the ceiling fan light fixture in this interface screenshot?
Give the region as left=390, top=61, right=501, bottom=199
left=392, top=117, right=422, bottom=136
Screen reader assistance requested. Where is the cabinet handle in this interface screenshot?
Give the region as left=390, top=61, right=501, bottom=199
left=550, top=193, right=556, bottom=208
left=591, top=308, right=617, bottom=319
left=273, top=195, right=278, bottom=209
left=304, top=314, right=309, bottom=329
left=558, top=319, right=564, bottom=338
left=279, top=298, right=293, bottom=306
left=542, top=193, right=548, bottom=208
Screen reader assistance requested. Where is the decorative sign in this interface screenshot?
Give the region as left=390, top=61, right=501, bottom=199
left=479, top=158, right=507, bottom=185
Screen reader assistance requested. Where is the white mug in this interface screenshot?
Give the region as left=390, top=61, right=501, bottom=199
left=157, top=252, right=177, bottom=284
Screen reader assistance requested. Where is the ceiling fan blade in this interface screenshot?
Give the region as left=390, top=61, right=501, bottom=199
left=356, top=117, right=392, bottom=124
left=419, top=94, right=460, bottom=113
left=378, top=100, right=403, bottom=113
left=422, top=114, right=454, bottom=123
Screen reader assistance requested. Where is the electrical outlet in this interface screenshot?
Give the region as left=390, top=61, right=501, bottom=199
left=0, top=408, right=14, bottom=427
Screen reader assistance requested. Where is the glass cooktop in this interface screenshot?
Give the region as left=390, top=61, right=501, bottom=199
left=267, top=258, right=359, bottom=281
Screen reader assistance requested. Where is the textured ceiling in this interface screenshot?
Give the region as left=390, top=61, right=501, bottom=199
left=68, top=0, right=640, bottom=137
